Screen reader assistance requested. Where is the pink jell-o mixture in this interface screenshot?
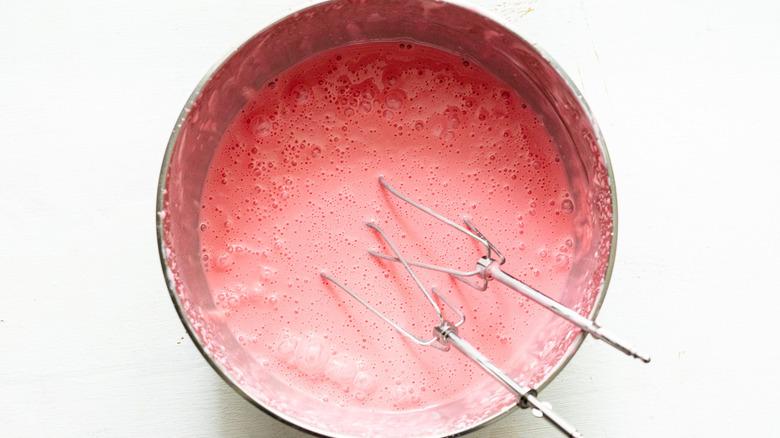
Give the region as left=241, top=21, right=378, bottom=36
left=198, top=42, right=578, bottom=410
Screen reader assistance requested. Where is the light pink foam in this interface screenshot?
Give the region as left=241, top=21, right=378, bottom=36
left=198, top=42, right=578, bottom=411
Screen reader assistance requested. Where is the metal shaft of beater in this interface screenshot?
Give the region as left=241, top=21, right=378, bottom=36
left=479, top=259, right=651, bottom=363
left=435, top=324, right=583, bottom=438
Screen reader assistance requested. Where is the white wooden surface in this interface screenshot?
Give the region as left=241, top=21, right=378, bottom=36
left=2, top=1, right=779, bottom=436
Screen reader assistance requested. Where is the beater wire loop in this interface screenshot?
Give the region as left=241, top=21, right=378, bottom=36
left=321, top=221, right=466, bottom=352
left=372, top=177, right=651, bottom=363
left=321, top=272, right=452, bottom=351
left=321, top=218, right=583, bottom=437
left=365, top=222, right=444, bottom=325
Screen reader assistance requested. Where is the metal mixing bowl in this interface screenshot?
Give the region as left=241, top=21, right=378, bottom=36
left=156, top=1, right=617, bottom=436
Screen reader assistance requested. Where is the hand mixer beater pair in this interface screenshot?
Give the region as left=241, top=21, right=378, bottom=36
left=321, top=177, right=649, bottom=437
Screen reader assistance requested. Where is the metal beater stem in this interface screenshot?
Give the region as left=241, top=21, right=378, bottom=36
left=435, top=323, right=583, bottom=438
left=480, top=259, right=651, bottom=363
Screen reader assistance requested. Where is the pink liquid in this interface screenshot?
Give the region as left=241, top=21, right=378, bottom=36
left=198, top=42, right=578, bottom=411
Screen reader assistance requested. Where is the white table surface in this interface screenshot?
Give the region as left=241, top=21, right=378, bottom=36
left=2, top=0, right=779, bottom=436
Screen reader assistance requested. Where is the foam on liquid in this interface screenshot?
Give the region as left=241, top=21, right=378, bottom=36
left=198, top=42, right=578, bottom=411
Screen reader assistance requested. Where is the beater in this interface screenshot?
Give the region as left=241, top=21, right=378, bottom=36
left=369, top=177, right=650, bottom=363
left=321, top=221, right=584, bottom=437
left=321, top=176, right=650, bottom=436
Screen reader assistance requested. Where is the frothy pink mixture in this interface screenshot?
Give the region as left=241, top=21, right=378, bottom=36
left=199, top=42, right=578, bottom=411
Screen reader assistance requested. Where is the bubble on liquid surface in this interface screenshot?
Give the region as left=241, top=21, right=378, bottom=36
left=261, top=266, right=276, bottom=280
left=353, top=371, right=377, bottom=392
left=382, top=68, right=399, bottom=87
left=251, top=115, right=272, bottom=137
left=385, top=90, right=405, bottom=110
left=353, top=371, right=377, bottom=401
left=325, top=355, right=358, bottom=385
left=248, top=283, right=266, bottom=301
left=561, top=199, right=574, bottom=214
left=276, top=335, right=299, bottom=361
left=290, top=84, right=310, bottom=105
left=391, top=385, right=409, bottom=403
left=226, top=294, right=240, bottom=308
left=555, top=253, right=570, bottom=268
left=213, top=252, right=231, bottom=270
left=296, top=335, right=330, bottom=374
